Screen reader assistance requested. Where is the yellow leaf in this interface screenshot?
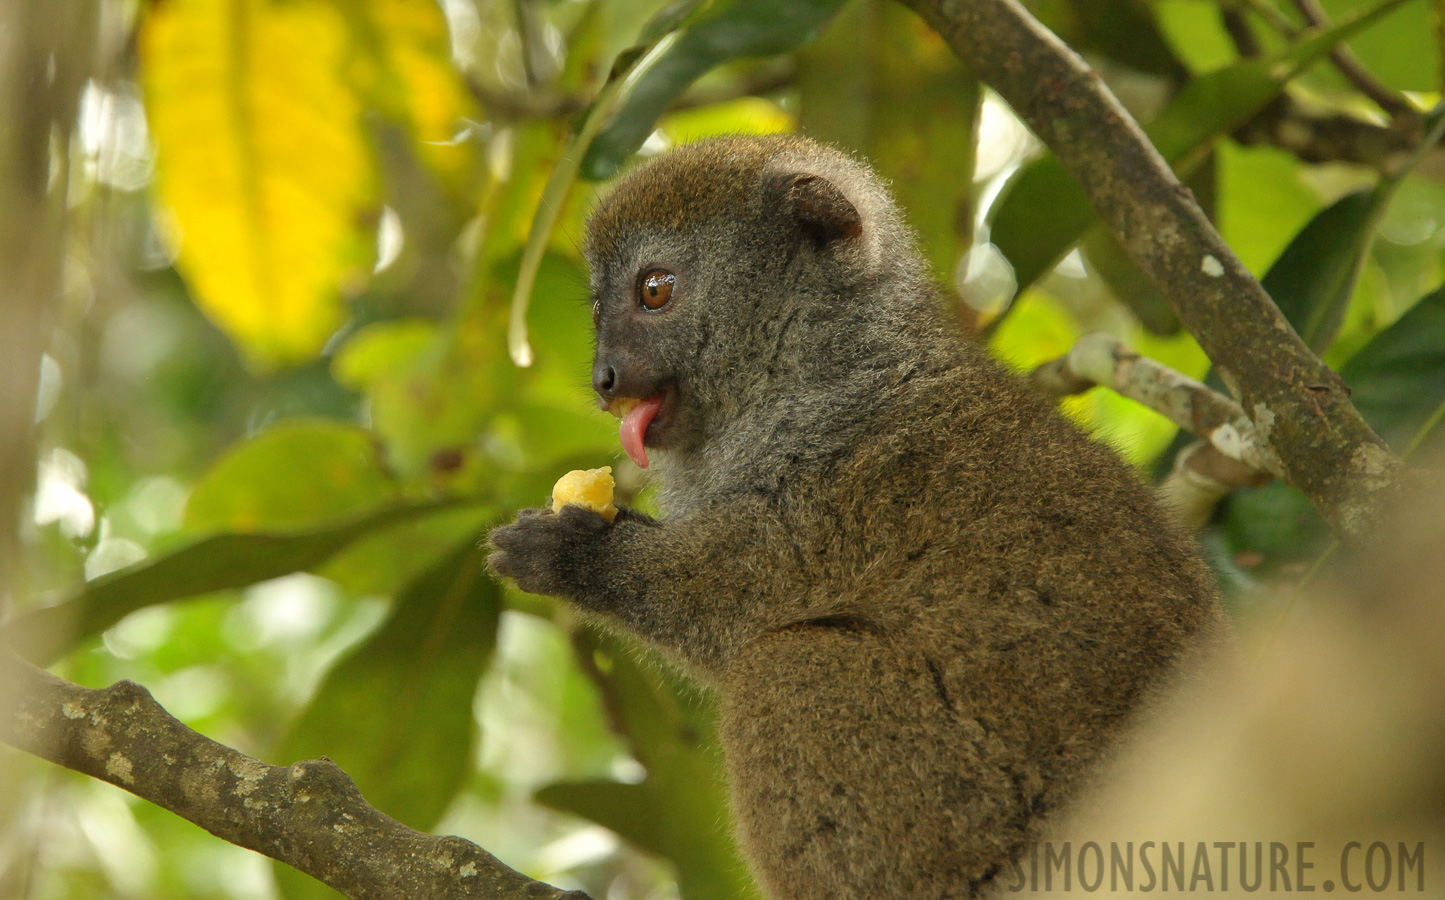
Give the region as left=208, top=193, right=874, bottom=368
left=143, top=0, right=375, bottom=367
left=341, top=0, right=478, bottom=192
left=662, top=97, right=796, bottom=145
left=375, top=0, right=475, bottom=180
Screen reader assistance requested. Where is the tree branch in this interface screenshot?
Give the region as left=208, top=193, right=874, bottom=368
left=1032, top=334, right=1277, bottom=527
left=1204, top=7, right=1438, bottom=176
left=1032, top=333, right=1285, bottom=478
left=1234, top=95, right=1445, bottom=177
left=1159, top=441, right=1276, bottom=530
left=0, top=653, right=591, bottom=900
left=1287, top=0, right=1416, bottom=121
left=897, top=0, right=1410, bottom=544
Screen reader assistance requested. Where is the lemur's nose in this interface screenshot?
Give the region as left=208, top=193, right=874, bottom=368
left=593, top=363, right=618, bottom=398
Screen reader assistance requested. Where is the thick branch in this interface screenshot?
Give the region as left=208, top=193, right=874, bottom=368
left=899, top=0, right=1408, bottom=543
left=1, top=654, right=590, bottom=900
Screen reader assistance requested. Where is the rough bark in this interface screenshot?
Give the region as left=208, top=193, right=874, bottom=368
left=898, top=0, right=1410, bottom=544
left=1033, top=334, right=1279, bottom=529
left=1, top=654, right=591, bottom=900
left=1033, top=333, right=1284, bottom=479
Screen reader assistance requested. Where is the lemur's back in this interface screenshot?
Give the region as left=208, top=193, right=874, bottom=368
left=717, top=346, right=1222, bottom=898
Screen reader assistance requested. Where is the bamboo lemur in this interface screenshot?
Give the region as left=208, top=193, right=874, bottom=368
left=489, top=134, right=1224, bottom=899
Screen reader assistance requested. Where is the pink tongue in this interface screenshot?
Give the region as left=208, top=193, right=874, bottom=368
left=619, top=394, right=665, bottom=469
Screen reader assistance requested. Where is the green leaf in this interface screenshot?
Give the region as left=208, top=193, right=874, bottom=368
left=989, top=159, right=1090, bottom=295
left=798, top=0, right=980, bottom=279
left=273, top=536, right=500, bottom=899
left=274, top=536, right=500, bottom=829
left=1256, top=103, right=1445, bottom=353
left=537, top=630, right=761, bottom=900
left=1217, top=141, right=1322, bottom=276
left=988, top=290, right=1082, bottom=374
left=509, top=405, right=618, bottom=472
left=508, top=252, right=597, bottom=396
left=989, top=159, right=1092, bottom=294
left=1318, top=0, right=1438, bottom=92
left=1065, top=0, right=1188, bottom=80
left=1261, top=189, right=1385, bottom=351
left=1343, top=283, right=1445, bottom=456
left=331, top=319, right=511, bottom=479
left=319, top=505, right=495, bottom=596
left=580, top=0, right=852, bottom=181
left=508, top=53, right=654, bottom=367
left=4, top=500, right=462, bottom=667
left=638, top=0, right=713, bottom=44
left=1226, top=108, right=1442, bottom=373
left=331, top=318, right=438, bottom=391
left=236, top=345, right=505, bottom=589
left=185, top=418, right=398, bottom=533
left=1218, top=480, right=1330, bottom=573
left=1154, top=0, right=1238, bottom=73
left=1082, top=222, right=1180, bottom=335
left=990, top=0, right=1413, bottom=294
left=535, top=780, right=668, bottom=857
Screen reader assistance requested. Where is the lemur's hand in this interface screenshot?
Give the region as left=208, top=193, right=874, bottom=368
left=487, top=505, right=616, bottom=599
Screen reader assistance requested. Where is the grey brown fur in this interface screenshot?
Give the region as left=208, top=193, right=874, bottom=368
left=490, top=135, right=1224, bottom=899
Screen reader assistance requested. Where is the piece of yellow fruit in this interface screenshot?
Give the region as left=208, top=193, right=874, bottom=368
left=551, top=467, right=618, bottom=522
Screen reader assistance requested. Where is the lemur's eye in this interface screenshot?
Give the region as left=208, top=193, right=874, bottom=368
left=638, top=269, right=676, bottom=311
left=592, top=297, right=601, bottom=325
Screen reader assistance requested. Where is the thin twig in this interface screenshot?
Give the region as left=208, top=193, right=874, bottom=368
left=1234, top=95, right=1442, bottom=176
left=467, top=61, right=796, bottom=124
left=1221, top=6, right=1263, bottom=58
left=1288, top=0, right=1416, bottom=121
left=1032, top=333, right=1285, bottom=478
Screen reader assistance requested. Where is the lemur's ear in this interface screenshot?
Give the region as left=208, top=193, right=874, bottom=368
left=772, top=173, right=863, bottom=247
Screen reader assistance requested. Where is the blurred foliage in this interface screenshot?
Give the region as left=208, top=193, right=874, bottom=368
left=143, top=0, right=376, bottom=367
left=5, top=0, right=1445, bottom=898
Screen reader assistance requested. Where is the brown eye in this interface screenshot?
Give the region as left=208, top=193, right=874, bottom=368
left=638, top=269, right=676, bottom=310
left=591, top=297, right=601, bottom=325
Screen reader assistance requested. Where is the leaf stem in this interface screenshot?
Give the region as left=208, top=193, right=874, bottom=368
left=507, top=32, right=681, bottom=367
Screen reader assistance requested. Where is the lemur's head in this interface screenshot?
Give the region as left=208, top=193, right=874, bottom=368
left=584, top=134, right=926, bottom=469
